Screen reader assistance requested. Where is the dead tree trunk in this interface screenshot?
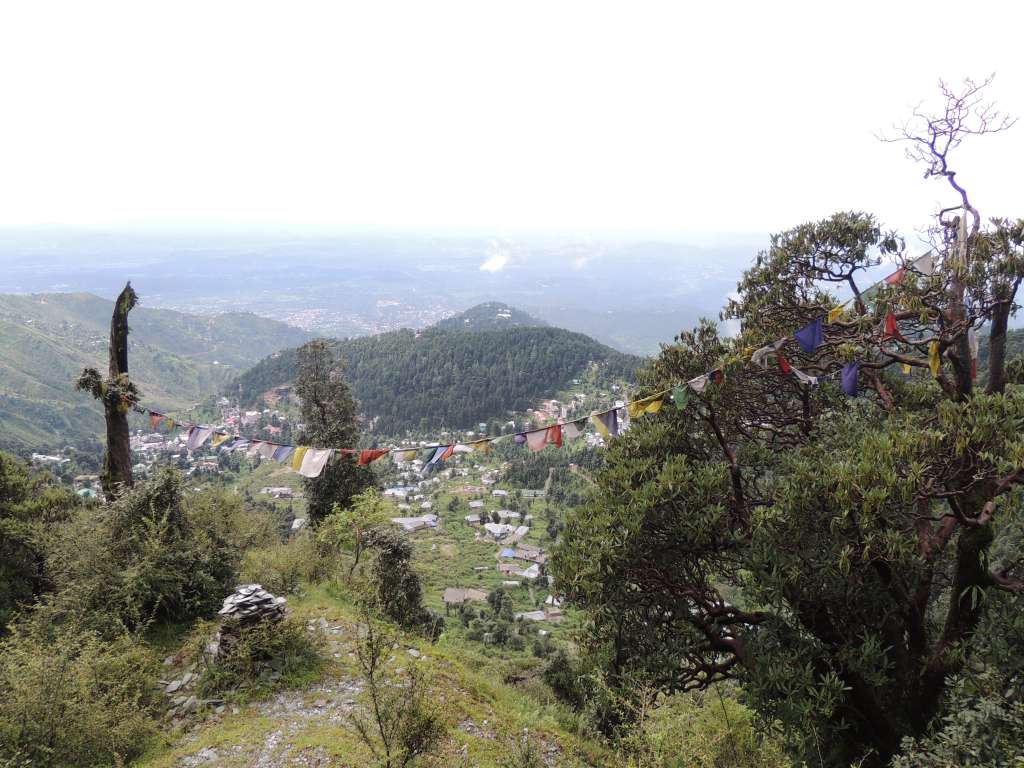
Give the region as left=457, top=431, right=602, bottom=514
left=76, top=282, right=139, bottom=499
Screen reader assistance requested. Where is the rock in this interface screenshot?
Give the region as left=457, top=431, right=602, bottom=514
left=407, top=648, right=421, bottom=658
left=166, top=679, right=183, bottom=694
left=215, top=705, right=226, bottom=715
left=317, top=617, right=329, bottom=629
left=182, top=695, right=199, bottom=713
left=163, top=656, right=174, bottom=666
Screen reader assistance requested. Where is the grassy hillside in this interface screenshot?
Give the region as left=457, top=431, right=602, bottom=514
left=0, top=292, right=310, bottom=452
left=231, top=324, right=643, bottom=434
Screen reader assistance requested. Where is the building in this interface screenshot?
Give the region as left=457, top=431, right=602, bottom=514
left=391, top=514, right=438, bottom=533
left=442, top=587, right=488, bottom=607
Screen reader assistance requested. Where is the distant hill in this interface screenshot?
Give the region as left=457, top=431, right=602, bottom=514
left=433, top=302, right=548, bottom=333
left=231, top=323, right=643, bottom=435
left=0, top=292, right=310, bottom=451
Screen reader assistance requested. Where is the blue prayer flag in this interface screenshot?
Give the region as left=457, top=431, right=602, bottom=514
left=841, top=362, right=859, bottom=396
left=795, top=317, right=824, bottom=354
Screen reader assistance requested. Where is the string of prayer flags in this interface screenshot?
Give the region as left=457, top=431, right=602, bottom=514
left=561, top=419, right=587, bottom=440
left=795, top=317, right=824, bottom=354
left=358, top=449, right=388, bottom=467
left=300, top=448, right=334, bottom=477
left=841, top=362, right=859, bottom=396
left=628, top=391, right=667, bottom=418
left=591, top=409, right=620, bottom=439
left=672, top=385, right=690, bottom=411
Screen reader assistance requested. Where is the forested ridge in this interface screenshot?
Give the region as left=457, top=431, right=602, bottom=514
left=231, top=325, right=642, bottom=433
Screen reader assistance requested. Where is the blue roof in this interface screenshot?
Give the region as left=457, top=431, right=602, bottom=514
left=500, top=548, right=516, bottom=558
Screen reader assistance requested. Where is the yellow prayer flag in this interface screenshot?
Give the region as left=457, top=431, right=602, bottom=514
left=211, top=432, right=231, bottom=448
left=291, top=446, right=309, bottom=471
left=901, top=363, right=911, bottom=375
left=471, top=439, right=492, bottom=455
left=827, top=305, right=845, bottom=324
left=928, top=341, right=941, bottom=377
left=628, top=393, right=666, bottom=419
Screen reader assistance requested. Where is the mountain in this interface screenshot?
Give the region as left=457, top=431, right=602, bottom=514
left=433, top=302, right=547, bottom=333
left=0, top=292, right=311, bottom=452
left=231, top=321, right=643, bottom=435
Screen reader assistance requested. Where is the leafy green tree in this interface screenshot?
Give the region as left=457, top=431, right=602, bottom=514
left=363, top=528, right=441, bottom=637
left=0, top=454, right=78, bottom=631
left=294, top=339, right=373, bottom=525
left=553, top=80, right=1024, bottom=766
left=317, top=489, right=393, bottom=578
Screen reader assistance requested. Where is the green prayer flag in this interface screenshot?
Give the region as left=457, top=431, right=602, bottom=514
left=672, top=385, right=689, bottom=411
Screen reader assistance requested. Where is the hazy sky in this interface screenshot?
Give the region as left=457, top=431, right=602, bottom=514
left=1, top=1, right=1021, bottom=238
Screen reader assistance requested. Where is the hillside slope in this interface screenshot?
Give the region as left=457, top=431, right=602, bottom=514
left=232, top=324, right=642, bottom=434
left=0, top=292, right=310, bottom=451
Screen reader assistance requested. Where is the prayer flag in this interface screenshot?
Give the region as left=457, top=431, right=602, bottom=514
left=672, top=385, right=689, bottom=411
left=841, top=362, right=859, bottom=396
left=300, top=448, right=334, bottom=477
left=291, top=446, right=309, bottom=472
left=628, top=392, right=666, bottom=418
left=166, top=417, right=175, bottom=430
left=928, top=341, right=941, bottom=377
left=883, top=311, right=904, bottom=342
left=792, top=367, right=817, bottom=385
left=211, top=432, right=231, bottom=449
left=777, top=353, right=792, bottom=375
left=827, top=305, right=845, bottom=324
left=393, top=448, right=418, bottom=463
left=425, top=445, right=452, bottom=473
left=911, top=253, right=934, bottom=276
left=561, top=419, right=587, bottom=440
left=885, top=268, right=906, bottom=285
left=514, top=433, right=527, bottom=445
left=750, top=345, right=774, bottom=369
left=525, top=429, right=548, bottom=452
left=453, top=444, right=474, bottom=454
left=358, top=449, right=388, bottom=466
left=273, top=445, right=294, bottom=463
left=149, top=412, right=164, bottom=431
left=470, top=439, right=493, bottom=454
left=258, top=442, right=278, bottom=460
left=547, top=424, right=562, bottom=448
left=795, top=317, right=824, bottom=354
left=186, top=426, right=214, bottom=451
left=689, top=374, right=710, bottom=393
left=591, top=409, right=619, bottom=439
left=901, top=363, right=912, bottom=375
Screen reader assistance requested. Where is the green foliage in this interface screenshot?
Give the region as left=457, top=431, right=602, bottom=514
left=0, top=624, right=160, bottom=767
left=0, top=453, right=78, bottom=630
left=192, top=615, right=325, bottom=698
left=554, top=205, right=1024, bottom=766
left=239, top=534, right=321, bottom=595
left=47, top=470, right=274, bottom=632
left=316, top=489, right=393, bottom=577
left=364, top=528, right=443, bottom=637
left=295, top=339, right=374, bottom=525
left=348, top=613, right=447, bottom=768
left=232, top=325, right=640, bottom=434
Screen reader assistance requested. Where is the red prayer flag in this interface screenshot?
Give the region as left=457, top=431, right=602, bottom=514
left=885, top=268, right=906, bottom=285
left=358, top=449, right=389, bottom=466
left=777, top=353, right=792, bottom=375
left=884, top=311, right=905, bottom=342
left=149, top=412, right=164, bottom=431
left=547, top=424, right=562, bottom=448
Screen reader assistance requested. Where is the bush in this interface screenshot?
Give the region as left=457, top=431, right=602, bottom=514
left=193, top=614, right=325, bottom=698
left=239, top=534, right=320, bottom=595
left=46, top=470, right=275, bottom=633
left=0, top=625, right=160, bottom=767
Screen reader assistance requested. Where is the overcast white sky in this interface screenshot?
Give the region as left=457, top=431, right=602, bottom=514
left=0, top=1, right=1021, bottom=238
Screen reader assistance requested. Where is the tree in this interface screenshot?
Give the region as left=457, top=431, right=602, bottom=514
left=363, top=528, right=441, bottom=637
left=0, top=453, right=78, bottom=631
left=317, top=489, right=392, bottom=579
left=553, top=79, right=1024, bottom=766
left=294, top=339, right=373, bottom=525
left=75, top=282, right=138, bottom=499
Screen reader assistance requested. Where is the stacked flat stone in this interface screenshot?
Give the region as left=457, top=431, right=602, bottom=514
left=211, top=584, right=286, bottom=658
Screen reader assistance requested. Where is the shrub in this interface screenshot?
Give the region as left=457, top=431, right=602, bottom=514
left=239, top=534, right=320, bottom=595
left=192, top=614, right=325, bottom=698
left=0, top=625, right=160, bottom=767
left=46, top=470, right=274, bottom=633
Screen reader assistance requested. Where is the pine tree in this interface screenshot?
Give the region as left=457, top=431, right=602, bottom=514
left=294, top=339, right=373, bottom=525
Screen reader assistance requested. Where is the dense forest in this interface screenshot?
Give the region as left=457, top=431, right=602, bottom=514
left=231, top=324, right=642, bottom=434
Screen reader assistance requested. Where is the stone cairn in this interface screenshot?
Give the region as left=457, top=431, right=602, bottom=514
left=209, top=583, right=287, bottom=659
